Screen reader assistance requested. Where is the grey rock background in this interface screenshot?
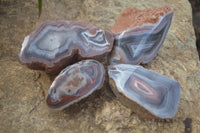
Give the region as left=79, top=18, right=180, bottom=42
left=188, top=0, right=200, bottom=59
left=0, top=0, right=200, bottom=132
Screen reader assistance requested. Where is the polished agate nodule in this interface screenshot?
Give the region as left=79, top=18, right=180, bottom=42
left=19, top=20, right=113, bottom=74
left=108, top=64, right=181, bottom=118
left=110, top=6, right=173, bottom=65
left=46, top=60, right=105, bottom=110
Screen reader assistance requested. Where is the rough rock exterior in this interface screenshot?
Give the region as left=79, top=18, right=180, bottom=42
left=111, top=6, right=172, bottom=33
left=0, top=0, right=200, bottom=133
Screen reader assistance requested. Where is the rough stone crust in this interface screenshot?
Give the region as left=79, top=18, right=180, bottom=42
left=111, top=6, right=172, bottom=33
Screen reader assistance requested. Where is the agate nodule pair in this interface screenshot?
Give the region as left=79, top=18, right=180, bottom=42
left=110, top=6, right=173, bottom=65
left=46, top=60, right=105, bottom=110
left=19, top=20, right=114, bottom=74
left=108, top=64, right=181, bottom=119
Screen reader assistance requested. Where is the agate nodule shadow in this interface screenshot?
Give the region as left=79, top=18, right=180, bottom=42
left=46, top=60, right=105, bottom=110
left=108, top=64, right=181, bottom=119
left=19, top=20, right=113, bottom=74
left=110, top=6, right=173, bottom=65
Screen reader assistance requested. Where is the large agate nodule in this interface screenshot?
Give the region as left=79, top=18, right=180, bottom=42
left=108, top=64, right=181, bottom=119
left=110, top=6, right=173, bottom=65
left=46, top=60, right=105, bottom=110
left=19, top=20, right=113, bottom=74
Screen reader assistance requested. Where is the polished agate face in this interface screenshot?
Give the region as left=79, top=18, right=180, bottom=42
left=19, top=20, right=113, bottom=74
left=126, top=76, right=162, bottom=104
left=110, top=6, right=173, bottom=65
left=46, top=60, right=105, bottom=110
left=108, top=64, right=181, bottom=118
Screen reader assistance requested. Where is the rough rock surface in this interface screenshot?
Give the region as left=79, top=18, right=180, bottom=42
left=111, top=6, right=172, bottom=32
left=0, top=0, right=200, bottom=133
